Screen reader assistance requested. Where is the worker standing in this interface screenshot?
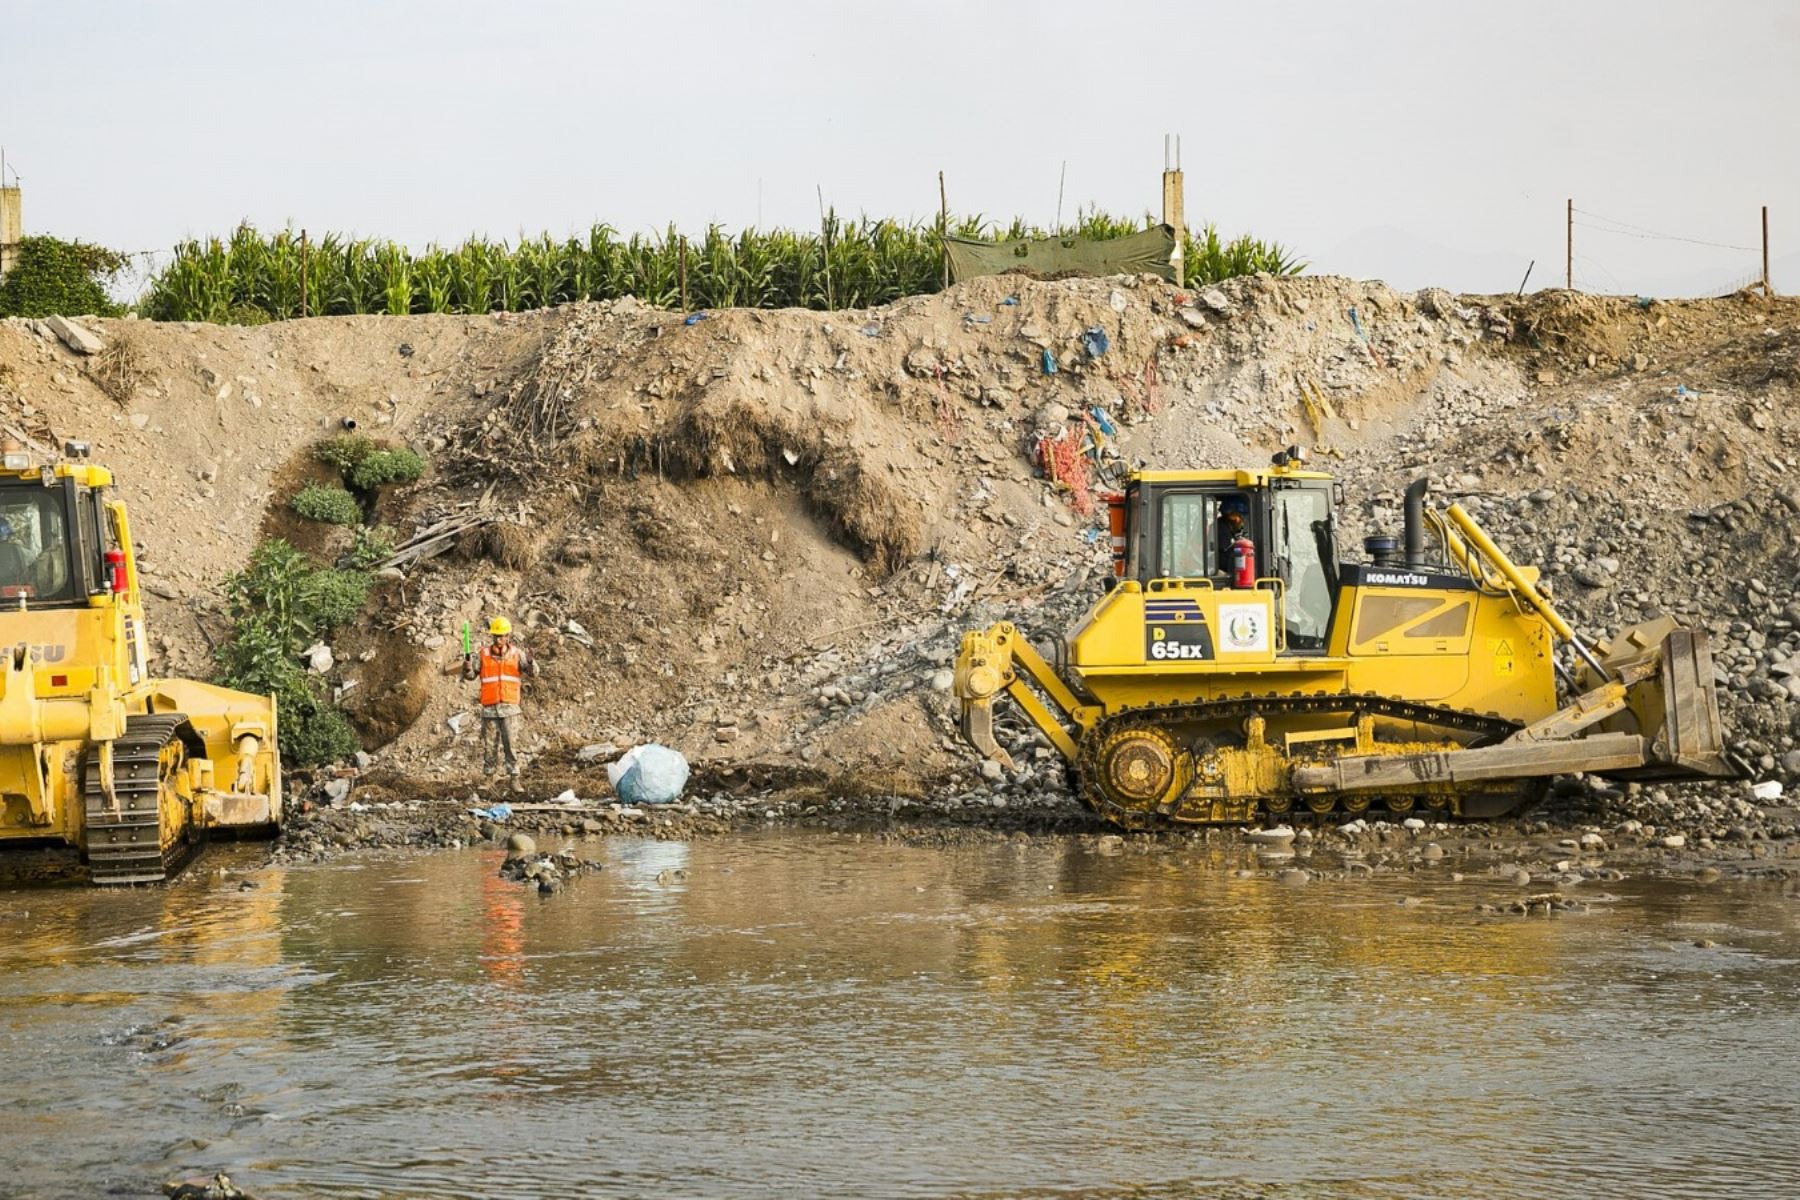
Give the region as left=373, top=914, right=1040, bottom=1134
left=458, top=616, right=539, bottom=789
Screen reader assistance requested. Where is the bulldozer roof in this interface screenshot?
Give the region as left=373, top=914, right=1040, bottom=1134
left=0, top=459, right=112, bottom=488
left=1130, top=466, right=1333, bottom=487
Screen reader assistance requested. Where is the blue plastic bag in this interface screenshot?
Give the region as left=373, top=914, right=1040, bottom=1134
left=606, top=744, right=690, bottom=805
left=1081, top=326, right=1109, bottom=358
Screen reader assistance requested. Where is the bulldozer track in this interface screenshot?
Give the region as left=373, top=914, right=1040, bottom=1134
left=82, top=713, right=194, bottom=886
left=1076, top=692, right=1524, bottom=830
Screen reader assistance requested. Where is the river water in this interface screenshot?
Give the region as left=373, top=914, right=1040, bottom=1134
left=2, top=832, right=1798, bottom=1198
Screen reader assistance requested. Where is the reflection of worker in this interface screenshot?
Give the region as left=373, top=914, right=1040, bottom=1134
left=455, top=617, right=540, bottom=788
left=0, top=517, right=28, bottom=588
left=31, top=519, right=67, bottom=597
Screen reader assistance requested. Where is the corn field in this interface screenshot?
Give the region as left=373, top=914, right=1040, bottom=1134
left=139, top=212, right=1302, bottom=323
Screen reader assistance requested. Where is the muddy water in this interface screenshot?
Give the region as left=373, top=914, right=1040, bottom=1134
left=3, top=835, right=1799, bottom=1199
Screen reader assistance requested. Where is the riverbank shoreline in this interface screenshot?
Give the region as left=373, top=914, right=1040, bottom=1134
left=267, top=768, right=1800, bottom=890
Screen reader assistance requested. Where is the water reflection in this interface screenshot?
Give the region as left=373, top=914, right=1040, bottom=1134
left=1, top=833, right=1798, bottom=1198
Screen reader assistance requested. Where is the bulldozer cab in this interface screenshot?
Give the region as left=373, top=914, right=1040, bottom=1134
left=0, top=468, right=119, bottom=608
left=1121, top=450, right=1338, bottom=652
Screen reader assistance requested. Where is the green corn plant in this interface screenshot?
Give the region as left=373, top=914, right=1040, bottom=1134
left=374, top=242, right=412, bottom=315
left=733, top=228, right=778, bottom=309
left=588, top=224, right=630, bottom=299
left=563, top=236, right=595, bottom=301
left=416, top=246, right=454, bottom=313
left=516, top=234, right=566, bottom=310
left=226, top=222, right=270, bottom=314
left=493, top=242, right=525, bottom=312
left=338, top=239, right=377, bottom=315
left=144, top=237, right=232, bottom=323
left=305, top=233, right=348, bottom=315
left=139, top=212, right=1302, bottom=321
left=450, top=238, right=495, bottom=314
left=263, top=229, right=302, bottom=319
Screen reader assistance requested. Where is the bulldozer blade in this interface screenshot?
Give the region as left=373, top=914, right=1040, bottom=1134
left=1617, top=627, right=1734, bottom=781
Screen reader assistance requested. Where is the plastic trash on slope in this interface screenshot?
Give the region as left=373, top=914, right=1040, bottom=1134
left=606, top=744, right=690, bottom=805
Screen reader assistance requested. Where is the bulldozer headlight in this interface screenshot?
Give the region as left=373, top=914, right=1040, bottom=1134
left=2, top=451, right=29, bottom=470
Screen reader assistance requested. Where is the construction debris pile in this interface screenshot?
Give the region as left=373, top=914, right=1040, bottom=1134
left=2, top=273, right=1798, bottom=853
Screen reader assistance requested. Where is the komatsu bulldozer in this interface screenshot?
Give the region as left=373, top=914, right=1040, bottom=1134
left=0, top=440, right=281, bottom=883
left=955, top=448, right=1732, bottom=828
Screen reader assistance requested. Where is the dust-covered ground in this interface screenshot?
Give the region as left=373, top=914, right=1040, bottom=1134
left=5, top=274, right=1800, bottom=878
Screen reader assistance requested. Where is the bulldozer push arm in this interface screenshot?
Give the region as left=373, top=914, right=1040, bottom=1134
left=955, top=623, right=1087, bottom=770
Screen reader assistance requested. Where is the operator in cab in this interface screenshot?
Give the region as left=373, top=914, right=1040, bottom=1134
left=1216, top=497, right=1255, bottom=588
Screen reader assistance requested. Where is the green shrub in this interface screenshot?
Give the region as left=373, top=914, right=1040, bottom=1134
left=0, top=235, right=127, bottom=319
left=291, top=484, right=361, bottom=525
left=313, top=435, right=425, bottom=492
left=315, top=434, right=375, bottom=473
left=280, top=693, right=362, bottom=766
left=347, top=524, right=397, bottom=569
left=348, top=447, right=425, bottom=490
left=305, top=569, right=371, bottom=630
left=216, top=539, right=375, bottom=767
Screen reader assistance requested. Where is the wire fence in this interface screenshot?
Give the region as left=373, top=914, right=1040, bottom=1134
left=1567, top=202, right=1772, bottom=297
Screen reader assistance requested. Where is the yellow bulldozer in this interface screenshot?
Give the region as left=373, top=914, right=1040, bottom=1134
left=0, top=440, right=281, bottom=883
left=955, top=448, right=1732, bottom=828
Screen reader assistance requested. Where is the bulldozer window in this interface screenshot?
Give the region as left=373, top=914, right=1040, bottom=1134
left=1158, top=492, right=1213, bottom=577
left=0, top=488, right=76, bottom=603
left=1274, top=487, right=1333, bottom=651
left=1158, top=491, right=1249, bottom=578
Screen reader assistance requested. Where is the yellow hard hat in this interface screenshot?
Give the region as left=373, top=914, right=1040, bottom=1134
left=488, top=616, right=512, bottom=636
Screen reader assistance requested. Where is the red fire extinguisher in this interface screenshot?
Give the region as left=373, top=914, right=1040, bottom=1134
left=1230, top=534, right=1255, bottom=588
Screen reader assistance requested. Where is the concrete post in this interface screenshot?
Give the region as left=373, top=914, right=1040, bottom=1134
left=0, top=187, right=21, bottom=281
left=1161, top=135, right=1185, bottom=288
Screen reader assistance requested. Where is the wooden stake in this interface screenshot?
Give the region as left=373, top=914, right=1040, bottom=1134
left=938, top=170, right=949, bottom=289
left=1566, top=198, right=1573, bottom=291
left=300, top=228, right=309, bottom=318
left=1763, top=205, right=1772, bottom=296
left=818, top=185, right=834, bottom=311
left=679, top=234, right=688, bottom=312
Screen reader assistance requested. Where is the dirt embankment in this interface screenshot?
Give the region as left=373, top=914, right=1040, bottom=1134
left=5, top=275, right=1800, bottom=873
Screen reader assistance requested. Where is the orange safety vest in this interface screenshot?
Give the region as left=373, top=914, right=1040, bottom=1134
left=478, top=644, right=524, bottom=706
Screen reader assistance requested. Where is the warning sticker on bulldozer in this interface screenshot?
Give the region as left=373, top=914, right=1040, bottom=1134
left=1491, top=637, right=1516, bottom=675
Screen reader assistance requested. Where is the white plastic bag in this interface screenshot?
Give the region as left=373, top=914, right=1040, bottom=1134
left=606, top=743, right=689, bottom=805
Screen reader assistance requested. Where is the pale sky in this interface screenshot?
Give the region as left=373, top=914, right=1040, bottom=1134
left=4, top=0, right=1796, bottom=297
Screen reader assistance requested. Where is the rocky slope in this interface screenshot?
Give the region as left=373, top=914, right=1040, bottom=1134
left=4, top=275, right=1798, bottom=851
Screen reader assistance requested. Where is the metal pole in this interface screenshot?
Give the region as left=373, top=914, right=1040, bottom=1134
left=678, top=234, right=688, bottom=312
left=300, top=228, right=309, bottom=318
left=1763, top=205, right=1771, bottom=296
left=1566, top=198, right=1573, bottom=291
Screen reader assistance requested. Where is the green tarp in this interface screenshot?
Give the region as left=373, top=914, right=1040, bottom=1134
left=944, top=224, right=1178, bottom=283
